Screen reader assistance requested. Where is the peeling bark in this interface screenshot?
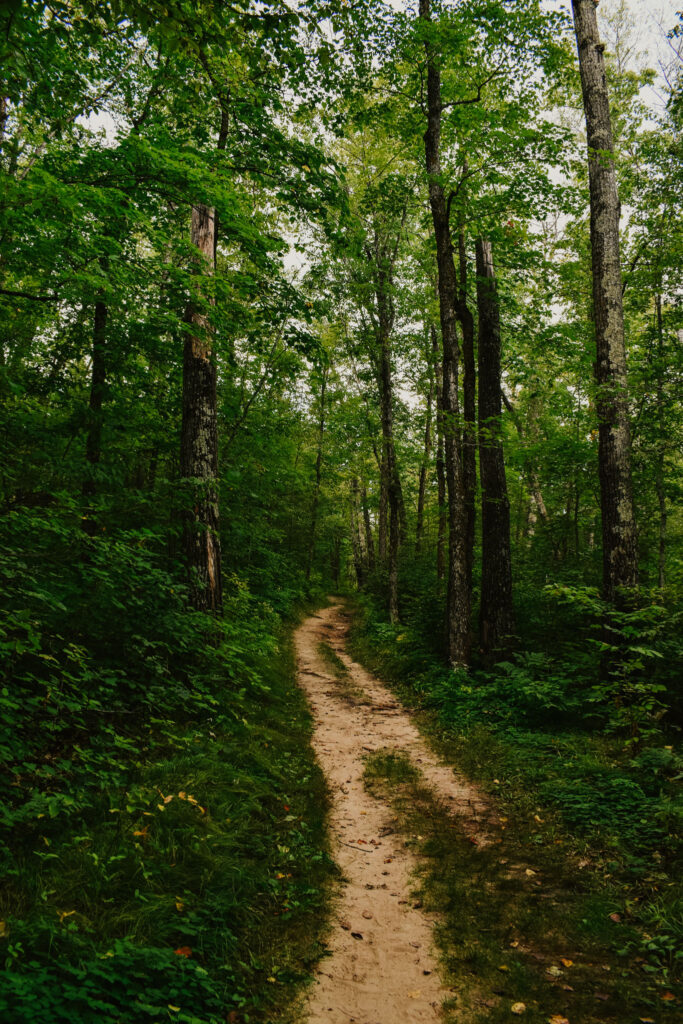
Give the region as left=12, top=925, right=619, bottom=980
left=181, top=203, right=222, bottom=613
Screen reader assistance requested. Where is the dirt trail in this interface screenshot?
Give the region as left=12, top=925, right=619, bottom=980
left=295, top=603, right=489, bottom=1024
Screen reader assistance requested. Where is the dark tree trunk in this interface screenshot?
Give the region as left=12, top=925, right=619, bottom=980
left=360, top=480, right=375, bottom=571
left=457, top=227, right=477, bottom=590
left=350, top=477, right=366, bottom=587
left=655, top=291, right=666, bottom=588
left=416, top=373, right=433, bottom=554
left=572, top=0, right=638, bottom=603
left=84, top=297, right=107, bottom=500
left=181, top=203, right=222, bottom=612
left=432, top=325, right=447, bottom=582
left=476, top=238, right=515, bottom=657
left=419, top=0, right=471, bottom=666
left=306, top=368, right=327, bottom=580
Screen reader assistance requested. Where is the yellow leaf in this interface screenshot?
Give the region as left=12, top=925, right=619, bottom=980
left=267, top=976, right=276, bottom=983
left=0, top=921, right=9, bottom=939
left=175, top=900, right=185, bottom=912
left=178, top=791, right=187, bottom=800
left=511, top=1003, right=526, bottom=1015
left=548, top=1017, right=569, bottom=1024
left=525, top=868, right=536, bottom=877
left=168, top=1005, right=180, bottom=1012
left=561, top=958, right=573, bottom=968
left=661, top=992, right=676, bottom=1002
left=157, top=804, right=165, bottom=811
left=58, top=910, right=76, bottom=923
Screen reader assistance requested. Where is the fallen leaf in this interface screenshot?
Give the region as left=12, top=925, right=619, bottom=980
left=546, top=965, right=563, bottom=978
left=594, top=992, right=609, bottom=1001
left=661, top=992, right=676, bottom=1002
left=132, top=827, right=149, bottom=839
left=267, top=976, right=276, bottom=983
left=498, top=964, right=509, bottom=972
left=640, top=1018, right=656, bottom=1022
left=548, top=1017, right=569, bottom=1024
left=175, top=900, right=185, bottom=912
left=510, top=940, right=519, bottom=948
left=174, top=946, right=192, bottom=957
left=58, top=910, right=76, bottom=923
left=511, top=1002, right=526, bottom=1015
left=0, top=921, right=9, bottom=939
left=560, top=958, right=573, bottom=968
left=525, top=868, right=536, bottom=877
left=609, top=912, right=621, bottom=923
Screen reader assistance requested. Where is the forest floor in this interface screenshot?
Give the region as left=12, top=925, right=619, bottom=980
left=294, top=601, right=491, bottom=1023
left=293, top=601, right=679, bottom=1024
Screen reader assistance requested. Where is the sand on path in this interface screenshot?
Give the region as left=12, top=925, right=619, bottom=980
left=295, top=602, right=489, bottom=1024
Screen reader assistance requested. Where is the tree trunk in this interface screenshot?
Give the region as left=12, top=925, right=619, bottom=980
left=655, top=291, right=666, bottom=588
left=416, top=374, right=433, bottom=554
left=306, top=368, right=327, bottom=580
left=181, top=203, right=222, bottom=613
left=83, top=297, right=107, bottom=501
left=420, top=0, right=471, bottom=666
left=350, top=477, right=365, bottom=587
left=457, top=227, right=477, bottom=591
left=476, top=237, right=515, bottom=657
left=360, top=480, right=375, bottom=571
left=432, top=325, right=447, bottom=582
left=572, top=0, right=638, bottom=603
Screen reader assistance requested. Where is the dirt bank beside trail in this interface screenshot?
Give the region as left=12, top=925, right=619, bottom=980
left=295, top=602, right=489, bottom=1024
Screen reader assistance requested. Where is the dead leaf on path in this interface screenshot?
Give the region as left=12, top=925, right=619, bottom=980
left=548, top=1017, right=569, bottom=1024
left=511, top=1003, right=526, bottom=1015
left=560, top=958, right=573, bottom=968
left=609, top=912, right=621, bottom=923
left=661, top=992, right=676, bottom=1002
left=525, top=868, right=537, bottom=877
left=510, top=940, right=519, bottom=948
left=594, top=992, right=609, bottom=1001
left=546, top=965, right=563, bottom=978
left=640, top=1017, right=656, bottom=1022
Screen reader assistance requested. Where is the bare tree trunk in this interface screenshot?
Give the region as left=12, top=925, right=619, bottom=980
left=306, top=367, right=327, bottom=580
left=350, top=477, right=366, bottom=587
left=181, top=203, right=222, bottom=612
left=420, top=0, right=471, bottom=666
left=84, top=298, right=107, bottom=497
left=360, top=480, right=375, bottom=571
left=378, top=457, right=388, bottom=562
left=476, top=238, right=515, bottom=657
left=572, top=0, right=638, bottom=604
left=416, top=375, right=433, bottom=553
left=457, top=227, right=477, bottom=591
left=432, top=325, right=447, bottom=582
left=655, top=291, right=667, bottom=588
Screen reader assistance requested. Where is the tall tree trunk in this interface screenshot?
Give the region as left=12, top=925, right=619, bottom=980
left=378, top=458, right=388, bottom=562
left=84, top=298, right=107, bottom=495
left=476, top=238, right=515, bottom=657
left=350, top=477, right=366, bottom=587
left=416, top=375, right=433, bottom=553
left=655, top=291, right=667, bottom=588
left=432, top=325, right=447, bottom=582
left=572, top=0, right=638, bottom=603
left=360, top=480, right=375, bottom=571
left=306, top=368, right=327, bottom=580
left=420, top=0, right=471, bottom=666
left=457, top=227, right=477, bottom=591
left=181, top=203, right=222, bottom=612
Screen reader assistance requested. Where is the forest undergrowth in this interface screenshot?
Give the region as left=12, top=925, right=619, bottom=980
left=0, top=503, right=334, bottom=1024
left=348, top=582, right=683, bottom=1015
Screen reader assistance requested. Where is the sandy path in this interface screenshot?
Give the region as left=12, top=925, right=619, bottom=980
left=295, top=603, right=489, bottom=1024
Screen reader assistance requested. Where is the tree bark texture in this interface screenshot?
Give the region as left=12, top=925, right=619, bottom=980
left=476, top=238, right=515, bottom=656
left=420, top=0, right=471, bottom=665
left=181, top=203, right=222, bottom=612
left=360, top=480, right=375, bottom=571
left=84, top=297, right=107, bottom=498
left=416, top=372, right=433, bottom=553
left=572, top=0, right=638, bottom=603
left=306, top=368, right=327, bottom=580
left=457, top=227, right=477, bottom=590
left=432, top=324, right=447, bottom=582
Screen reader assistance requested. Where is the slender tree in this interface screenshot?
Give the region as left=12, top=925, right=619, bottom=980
left=571, top=0, right=638, bottom=603
left=419, top=0, right=471, bottom=665
left=476, top=237, right=515, bottom=655
left=180, top=203, right=222, bottom=612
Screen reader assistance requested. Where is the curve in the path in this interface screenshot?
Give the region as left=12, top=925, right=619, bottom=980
left=295, top=602, right=489, bottom=1024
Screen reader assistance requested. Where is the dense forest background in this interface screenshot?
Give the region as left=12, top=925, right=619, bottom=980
left=0, top=1, right=681, bottom=1022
